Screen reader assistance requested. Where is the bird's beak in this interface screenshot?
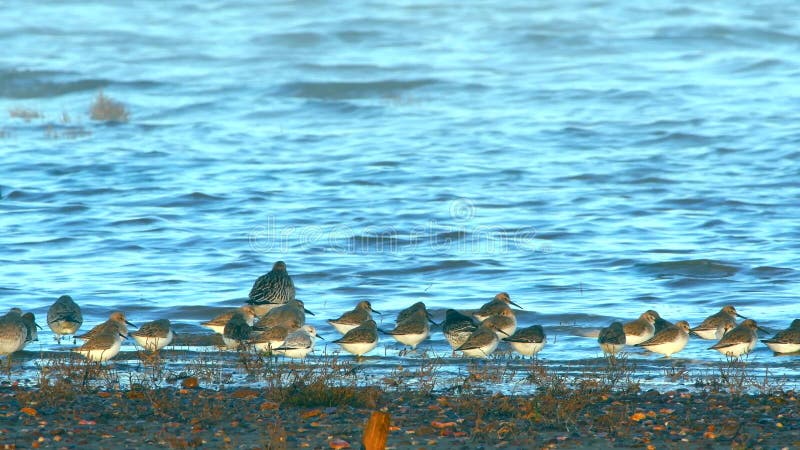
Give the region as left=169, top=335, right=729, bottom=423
left=316, top=333, right=326, bottom=341
left=509, top=300, right=523, bottom=309
left=304, top=308, right=315, bottom=316
left=35, top=323, right=43, bottom=330
left=372, top=309, right=382, bottom=315
left=126, top=321, right=138, bottom=329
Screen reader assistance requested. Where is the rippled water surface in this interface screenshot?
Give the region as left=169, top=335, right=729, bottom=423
left=1, top=1, right=799, bottom=386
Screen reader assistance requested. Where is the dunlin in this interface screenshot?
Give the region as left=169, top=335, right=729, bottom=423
left=247, top=261, right=296, bottom=315
left=473, top=292, right=522, bottom=322
left=442, top=309, right=478, bottom=350
left=382, top=309, right=430, bottom=349
left=623, top=311, right=657, bottom=345
left=253, top=299, right=313, bottom=331
left=503, top=324, right=546, bottom=357
left=223, top=307, right=256, bottom=350
left=482, top=308, right=517, bottom=338
left=76, top=311, right=137, bottom=341
left=250, top=325, right=290, bottom=353
left=709, top=318, right=762, bottom=357
left=275, top=325, right=323, bottom=359
left=74, top=327, right=125, bottom=362
left=0, top=308, right=27, bottom=358
left=131, top=319, right=174, bottom=352
left=598, top=322, right=626, bottom=356
left=691, top=305, right=743, bottom=340
left=761, top=319, right=800, bottom=354
left=646, top=310, right=673, bottom=335
left=201, top=305, right=257, bottom=335
left=21, top=312, right=41, bottom=346
left=47, top=295, right=83, bottom=342
left=636, top=321, right=690, bottom=357
left=456, top=324, right=500, bottom=358
left=334, top=319, right=378, bottom=357
left=397, top=302, right=435, bottom=324
left=328, top=301, right=379, bottom=334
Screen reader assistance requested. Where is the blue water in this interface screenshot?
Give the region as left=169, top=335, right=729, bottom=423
left=1, top=1, right=799, bottom=385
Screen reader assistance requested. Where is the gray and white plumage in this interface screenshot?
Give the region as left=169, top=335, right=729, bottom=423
left=334, top=319, right=378, bottom=357
left=442, top=309, right=478, bottom=350
left=247, top=261, right=296, bottom=314
left=503, top=324, right=546, bottom=357
left=636, top=320, right=690, bottom=357
left=691, top=305, right=743, bottom=340
left=456, top=324, right=500, bottom=358
left=253, top=299, right=311, bottom=331
left=709, top=318, right=761, bottom=357
left=74, top=327, right=125, bottom=362
left=396, top=302, right=433, bottom=324
left=473, top=292, right=522, bottom=322
left=761, top=319, right=800, bottom=354
left=250, top=325, right=291, bottom=353
left=47, top=295, right=83, bottom=340
left=623, top=311, right=657, bottom=345
left=0, top=308, right=27, bottom=357
left=76, top=311, right=137, bottom=341
left=274, top=325, right=321, bottom=359
left=598, top=322, right=626, bottom=355
left=383, top=309, right=430, bottom=349
left=328, top=301, right=378, bottom=334
left=131, top=319, right=174, bottom=352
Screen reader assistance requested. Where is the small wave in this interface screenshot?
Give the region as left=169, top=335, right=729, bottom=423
left=277, top=79, right=438, bottom=100
left=637, top=259, right=740, bottom=279
left=155, top=192, right=226, bottom=207
left=110, top=217, right=163, bottom=227
left=747, top=266, right=796, bottom=279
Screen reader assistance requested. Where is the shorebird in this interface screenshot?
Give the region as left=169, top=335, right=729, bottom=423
left=623, top=311, right=657, bottom=345
left=250, top=325, right=291, bottom=353
left=473, top=292, right=522, bottom=322
left=761, top=319, right=800, bottom=354
left=709, top=319, right=763, bottom=357
left=482, top=308, right=517, bottom=338
left=381, top=309, right=430, bottom=349
left=691, top=305, right=744, bottom=340
left=20, top=312, right=41, bottom=347
left=646, top=310, right=673, bottom=335
left=247, top=261, right=296, bottom=315
left=456, top=323, right=501, bottom=358
left=334, top=319, right=378, bottom=357
left=223, top=307, right=256, bottom=350
left=47, top=295, right=83, bottom=342
left=328, top=301, right=379, bottom=334
left=274, top=325, right=323, bottom=359
left=74, top=327, right=125, bottom=362
left=253, top=299, right=313, bottom=331
left=76, top=311, right=137, bottom=341
left=598, top=322, right=626, bottom=356
left=131, top=319, right=174, bottom=352
left=397, top=302, right=435, bottom=324
left=201, top=306, right=257, bottom=335
left=442, top=309, right=478, bottom=350
left=636, top=321, right=691, bottom=357
left=503, top=324, right=546, bottom=357
left=0, top=309, right=27, bottom=361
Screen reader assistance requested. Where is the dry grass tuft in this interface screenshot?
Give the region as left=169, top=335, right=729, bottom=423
left=90, top=90, right=129, bottom=122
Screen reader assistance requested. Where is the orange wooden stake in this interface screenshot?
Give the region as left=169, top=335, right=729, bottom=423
left=362, top=411, right=390, bottom=450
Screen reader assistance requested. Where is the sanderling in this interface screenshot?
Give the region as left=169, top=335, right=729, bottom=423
left=334, top=319, right=378, bottom=357
left=274, top=325, right=323, bottom=359
left=328, top=300, right=379, bottom=334
left=131, top=319, right=174, bottom=352
left=247, top=261, right=296, bottom=315
left=253, top=299, right=313, bottom=331
left=598, top=322, right=626, bottom=356
left=74, top=327, right=125, bottom=362
left=761, top=319, right=800, bottom=354
left=473, top=292, right=522, bottom=322
left=709, top=318, right=762, bottom=357
left=47, top=295, right=83, bottom=342
left=636, top=320, right=690, bottom=357
left=502, top=324, right=546, bottom=357
left=76, top=311, right=137, bottom=341
left=442, top=309, right=478, bottom=350
left=201, top=305, right=257, bottom=335
left=691, top=305, right=744, bottom=340
left=382, top=309, right=430, bottom=349
left=456, top=324, right=501, bottom=358
left=623, top=311, right=657, bottom=345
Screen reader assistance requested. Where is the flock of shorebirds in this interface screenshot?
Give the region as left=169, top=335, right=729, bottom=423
left=1, top=261, right=799, bottom=364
